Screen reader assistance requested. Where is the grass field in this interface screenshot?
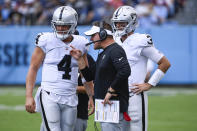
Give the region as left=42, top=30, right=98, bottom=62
left=0, top=86, right=197, bottom=131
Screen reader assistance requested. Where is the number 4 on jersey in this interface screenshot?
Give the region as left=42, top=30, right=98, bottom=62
left=57, top=55, right=71, bottom=80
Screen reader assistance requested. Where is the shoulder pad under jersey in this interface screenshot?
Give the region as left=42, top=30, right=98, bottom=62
left=35, top=32, right=52, bottom=46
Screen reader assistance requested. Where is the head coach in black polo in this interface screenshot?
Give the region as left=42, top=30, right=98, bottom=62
left=70, top=20, right=131, bottom=131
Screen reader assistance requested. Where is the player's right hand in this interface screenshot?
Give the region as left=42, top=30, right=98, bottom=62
left=25, top=96, right=36, bottom=113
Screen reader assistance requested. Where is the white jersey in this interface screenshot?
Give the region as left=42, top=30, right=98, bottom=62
left=115, top=33, right=164, bottom=89
left=35, top=32, right=88, bottom=95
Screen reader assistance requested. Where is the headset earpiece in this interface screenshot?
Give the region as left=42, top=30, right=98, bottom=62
left=99, top=21, right=107, bottom=41
left=85, top=21, right=108, bottom=46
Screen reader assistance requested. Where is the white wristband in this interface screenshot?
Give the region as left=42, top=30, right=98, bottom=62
left=148, top=69, right=165, bottom=86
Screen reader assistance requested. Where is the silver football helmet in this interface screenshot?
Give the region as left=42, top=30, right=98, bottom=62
left=111, top=6, right=138, bottom=37
left=51, top=6, right=78, bottom=40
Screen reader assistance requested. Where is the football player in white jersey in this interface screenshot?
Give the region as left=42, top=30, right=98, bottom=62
left=25, top=6, right=94, bottom=131
left=111, top=6, right=171, bottom=131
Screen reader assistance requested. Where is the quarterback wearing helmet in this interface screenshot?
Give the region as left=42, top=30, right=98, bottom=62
left=111, top=5, right=138, bottom=37
left=51, top=6, right=78, bottom=40
left=112, top=6, right=171, bottom=131
left=25, top=6, right=94, bottom=131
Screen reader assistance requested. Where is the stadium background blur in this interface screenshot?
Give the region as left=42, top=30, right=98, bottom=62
left=0, top=0, right=197, bottom=131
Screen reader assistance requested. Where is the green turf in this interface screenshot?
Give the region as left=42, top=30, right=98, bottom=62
left=148, top=94, right=197, bottom=131
left=0, top=87, right=197, bottom=131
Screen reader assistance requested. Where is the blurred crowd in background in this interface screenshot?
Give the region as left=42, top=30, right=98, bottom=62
left=0, top=0, right=185, bottom=27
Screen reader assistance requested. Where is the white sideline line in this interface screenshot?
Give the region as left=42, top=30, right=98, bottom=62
left=0, top=104, right=25, bottom=111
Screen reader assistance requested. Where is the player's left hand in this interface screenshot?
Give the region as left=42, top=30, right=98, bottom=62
left=88, top=96, right=95, bottom=116
left=131, top=83, right=152, bottom=94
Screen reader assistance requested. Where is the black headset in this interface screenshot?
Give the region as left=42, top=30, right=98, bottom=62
left=85, top=21, right=108, bottom=46
left=99, top=21, right=107, bottom=41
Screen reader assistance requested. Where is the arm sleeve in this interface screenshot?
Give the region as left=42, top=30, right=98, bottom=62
left=87, top=54, right=96, bottom=80
left=141, top=46, right=164, bottom=63
left=110, top=47, right=131, bottom=91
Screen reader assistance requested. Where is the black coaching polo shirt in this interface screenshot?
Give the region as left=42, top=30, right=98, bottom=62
left=94, top=43, right=131, bottom=113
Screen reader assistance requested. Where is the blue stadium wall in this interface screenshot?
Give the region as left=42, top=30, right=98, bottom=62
left=0, top=25, right=196, bottom=85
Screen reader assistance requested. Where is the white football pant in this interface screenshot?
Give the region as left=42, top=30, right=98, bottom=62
left=40, top=90, right=77, bottom=131
left=128, top=92, right=148, bottom=131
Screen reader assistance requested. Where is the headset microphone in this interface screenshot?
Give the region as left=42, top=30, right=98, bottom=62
left=85, top=39, right=103, bottom=46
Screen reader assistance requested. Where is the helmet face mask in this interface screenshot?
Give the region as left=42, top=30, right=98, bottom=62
left=52, top=23, right=74, bottom=40
left=114, top=22, right=128, bottom=31
left=112, top=21, right=129, bottom=37
left=111, top=6, right=138, bottom=37
left=51, top=6, right=78, bottom=40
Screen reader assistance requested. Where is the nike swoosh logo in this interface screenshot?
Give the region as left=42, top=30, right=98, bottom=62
left=119, top=57, right=123, bottom=61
